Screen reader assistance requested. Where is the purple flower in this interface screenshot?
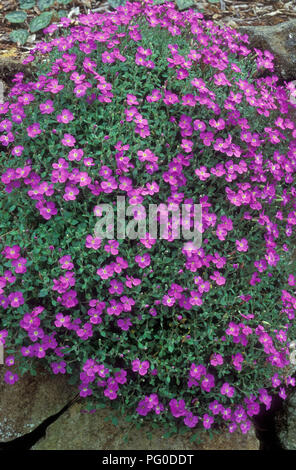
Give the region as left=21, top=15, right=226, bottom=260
left=4, top=371, right=19, bottom=385
left=5, top=355, right=15, bottom=366
left=135, top=253, right=151, bottom=268
left=203, top=414, right=214, bottom=429
left=236, top=238, right=249, bottom=252
left=104, top=386, right=118, bottom=400
left=184, top=411, right=198, bottom=428
left=169, top=399, right=186, bottom=418
left=132, top=359, right=150, bottom=376
left=220, top=382, right=235, bottom=398
left=114, top=369, right=127, bottom=384
left=117, top=317, right=132, bottom=331
left=136, top=400, right=150, bottom=416
left=8, top=291, right=24, bottom=308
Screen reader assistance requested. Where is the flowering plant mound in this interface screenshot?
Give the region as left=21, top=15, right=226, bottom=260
left=1, top=0, right=296, bottom=438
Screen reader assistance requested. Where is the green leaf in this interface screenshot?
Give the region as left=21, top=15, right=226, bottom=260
left=176, top=0, right=195, bottom=10
left=5, top=11, right=27, bottom=23
left=111, top=416, right=118, bottom=426
left=29, top=11, right=52, bottom=32
left=19, top=0, right=36, bottom=9
left=38, top=288, right=48, bottom=297
left=9, top=29, right=29, bottom=45
left=38, top=0, right=54, bottom=10
left=57, top=9, right=68, bottom=17
left=108, top=0, right=126, bottom=9
left=68, top=375, right=78, bottom=385
left=57, top=0, right=72, bottom=4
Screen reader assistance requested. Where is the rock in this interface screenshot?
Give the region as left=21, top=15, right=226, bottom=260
left=275, top=390, right=296, bottom=450
left=32, top=401, right=259, bottom=450
left=237, top=20, right=296, bottom=81
left=0, top=364, right=77, bottom=442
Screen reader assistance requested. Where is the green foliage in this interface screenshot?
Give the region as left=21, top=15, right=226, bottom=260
left=9, top=29, right=29, bottom=45
left=1, top=0, right=296, bottom=439
left=175, top=0, right=195, bottom=11
left=29, top=11, right=53, bottom=32
left=5, top=11, right=28, bottom=23
left=38, top=0, right=55, bottom=11
left=19, top=0, right=36, bottom=9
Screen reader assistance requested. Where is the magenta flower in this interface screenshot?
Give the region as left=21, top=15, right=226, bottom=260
left=64, top=185, right=79, bottom=201
left=40, top=100, right=54, bottom=114
left=136, top=400, right=150, bottom=416
left=61, top=133, right=76, bottom=147
left=39, top=201, right=57, bottom=220
left=45, top=79, right=64, bottom=94
left=1, top=245, right=20, bottom=259
left=135, top=253, right=151, bottom=268
left=59, top=255, right=74, bottom=270
left=61, top=290, right=78, bottom=309
left=220, top=382, right=235, bottom=398
left=236, top=238, right=249, bottom=252
left=79, top=384, right=93, bottom=397
left=11, top=257, right=27, bottom=274
left=132, top=359, right=150, bottom=376
left=117, top=317, right=132, bottom=331
left=114, top=369, right=127, bottom=384
left=109, top=279, right=124, bottom=295
left=201, top=374, right=215, bottom=392
left=210, top=353, right=224, bottom=366
left=203, top=414, right=214, bottom=429
left=8, top=291, right=24, bottom=308
left=85, top=235, right=101, bottom=250
left=184, top=411, right=198, bottom=428
left=51, top=361, right=67, bottom=374
left=27, top=123, right=42, bottom=138
left=120, top=296, right=135, bottom=312
left=57, top=109, right=74, bottom=124
left=0, top=329, right=8, bottom=345
left=54, top=313, right=71, bottom=328
left=169, top=399, right=186, bottom=418
left=4, top=371, right=19, bottom=385
left=68, top=148, right=83, bottom=161
left=107, top=300, right=123, bottom=316
left=104, top=240, right=119, bottom=255
left=5, top=355, right=15, bottom=366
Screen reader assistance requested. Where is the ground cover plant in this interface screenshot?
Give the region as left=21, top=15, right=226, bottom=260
left=1, top=0, right=296, bottom=440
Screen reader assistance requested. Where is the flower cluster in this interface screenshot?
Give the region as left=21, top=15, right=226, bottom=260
left=0, top=0, right=296, bottom=438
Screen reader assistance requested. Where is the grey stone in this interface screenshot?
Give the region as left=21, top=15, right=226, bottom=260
left=0, top=364, right=77, bottom=442
left=32, top=401, right=260, bottom=450
left=275, top=390, right=296, bottom=450
left=237, top=20, right=296, bottom=81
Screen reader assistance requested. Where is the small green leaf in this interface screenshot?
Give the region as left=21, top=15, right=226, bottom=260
left=38, top=289, right=48, bottom=297
left=176, top=0, right=195, bottom=10
left=108, top=0, right=126, bottom=9
left=5, top=11, right=27, bottom=23
left=57, top=0, right=72, bottom=4
left=19, top=0, right=36, bottom=9
left=9, top=29, right=29, bottom=45
left=29, top=11, right=53, bottom=32
left=111, top=416, right=118, bottom=426
left=38, top=0, right=54, bottom=10
left=57, top=9, right=68, bottom=17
